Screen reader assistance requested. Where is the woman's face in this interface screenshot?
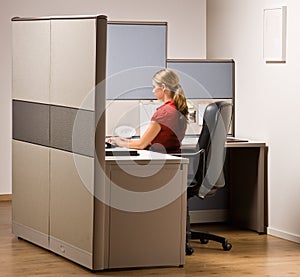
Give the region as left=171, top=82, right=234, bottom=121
left=152, top=81, right=164, bottom=101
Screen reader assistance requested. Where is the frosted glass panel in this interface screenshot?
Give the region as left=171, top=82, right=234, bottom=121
left=167, top=61, right=234, bottom=99
left=106, top=24, right=166, bottom=99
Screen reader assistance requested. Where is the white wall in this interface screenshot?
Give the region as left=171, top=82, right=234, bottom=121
left=0, top=0, right=206, bottom=195
left=207, top=0, right=300, bottom=242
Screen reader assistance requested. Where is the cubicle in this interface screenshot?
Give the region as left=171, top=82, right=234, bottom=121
left=13, top=15, right=265, bottom=272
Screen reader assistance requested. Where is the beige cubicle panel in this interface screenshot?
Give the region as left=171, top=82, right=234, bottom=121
left=12, top=18, right=51, bottom=249
left=12, top=140, right=50, bottom=249
left=12, top=15, right=107, bottom=270
left=48, top=18, right=98, bottom=268
left=50, top=19, right=97, bottom=110
left=12, top=20, right=50, bottom=103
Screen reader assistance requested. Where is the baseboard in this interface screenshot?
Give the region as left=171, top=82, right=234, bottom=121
left=12, top=221, right=49, bottom=249
left=268, top=227, right=300, bottom=244
left=0, top=194, right=12, bottom=201
left=189, top=209, right=229, bottom=224
left=50, top=236, right=92, bottom=269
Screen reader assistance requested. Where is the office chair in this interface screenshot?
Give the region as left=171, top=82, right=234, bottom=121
left=180, top=101, right=233, bottom=255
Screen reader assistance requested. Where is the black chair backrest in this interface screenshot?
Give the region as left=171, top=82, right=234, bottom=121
left=189, top=101, right=232, bottom=199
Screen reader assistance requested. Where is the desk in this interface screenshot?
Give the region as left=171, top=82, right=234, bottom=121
left=181, top=137, right=268, bottom=234
left=104, top=149, right=188, bottom=268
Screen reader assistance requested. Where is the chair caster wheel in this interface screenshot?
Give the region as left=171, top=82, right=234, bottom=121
left=200, top=238, right=209, bottom=244
left=186, top=244, right=194, bottom=255
left=222, top=241, right=232, bottom=251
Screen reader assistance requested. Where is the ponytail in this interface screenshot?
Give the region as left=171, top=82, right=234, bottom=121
left=173, top=84, right=189, bottom=120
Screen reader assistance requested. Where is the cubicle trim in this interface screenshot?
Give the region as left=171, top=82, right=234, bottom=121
left=93, top=15, right=108, bottom=270
left=11, top=15, right=107, bottom=21
left=108, top=21, right=168, bottom=26
left=167, top=59, right=234, bottom=63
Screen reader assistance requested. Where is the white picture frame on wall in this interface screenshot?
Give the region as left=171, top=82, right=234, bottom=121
left=263, top=6, right=287, bottom=63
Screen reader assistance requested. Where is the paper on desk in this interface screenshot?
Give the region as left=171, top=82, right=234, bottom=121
left=198, top=101, right=211, bottom=125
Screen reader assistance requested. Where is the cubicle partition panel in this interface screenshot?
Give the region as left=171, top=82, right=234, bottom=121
left=12, top=15, right=107, bottom=270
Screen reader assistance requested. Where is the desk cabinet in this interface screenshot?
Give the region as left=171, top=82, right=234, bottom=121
left=105, top=156, right=188, bottom=268
left=181, top=138, right=268, bottom=233
left=227, top=143, right=268, bottom=233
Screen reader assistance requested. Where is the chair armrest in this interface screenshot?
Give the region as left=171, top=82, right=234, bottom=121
left=173, top=148, right=205, bottom=157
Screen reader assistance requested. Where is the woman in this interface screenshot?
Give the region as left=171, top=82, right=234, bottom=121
left=109, top=69, right=189, bottom=153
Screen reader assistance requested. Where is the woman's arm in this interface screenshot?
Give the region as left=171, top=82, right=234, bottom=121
left=111, top=121, right=161, bottom=149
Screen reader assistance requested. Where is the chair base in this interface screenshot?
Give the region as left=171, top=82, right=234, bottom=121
left=185, top=243, right=194, bottom=256
left=190, top=229, right=232, bottom=251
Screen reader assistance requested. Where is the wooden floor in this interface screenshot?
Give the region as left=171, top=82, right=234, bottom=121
left=1, top=201, right=300, bottom=277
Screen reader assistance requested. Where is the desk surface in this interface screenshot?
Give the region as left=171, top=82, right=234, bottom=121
left=105, top=148, right=189, bottom=164
left=181, top=136, right=266, bottom=149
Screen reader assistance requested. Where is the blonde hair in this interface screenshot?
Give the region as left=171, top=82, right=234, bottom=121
left=152, top=69, right=189, bottom=119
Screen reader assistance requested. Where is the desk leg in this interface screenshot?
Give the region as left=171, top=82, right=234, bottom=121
left=228, top=147, right=268, bottom=233
left=257, top=146, right=268, bottom=233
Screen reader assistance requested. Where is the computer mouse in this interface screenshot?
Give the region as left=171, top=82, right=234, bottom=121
left=105, top=141, right=116, bottom=148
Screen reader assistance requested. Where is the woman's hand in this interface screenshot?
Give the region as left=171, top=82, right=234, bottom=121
left=107, top=137, right=129, bottom=148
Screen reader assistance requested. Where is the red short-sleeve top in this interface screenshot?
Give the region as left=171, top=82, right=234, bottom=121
left=150, top=100, right=186, bottom=153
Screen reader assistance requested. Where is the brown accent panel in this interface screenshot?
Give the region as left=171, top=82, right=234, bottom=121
left=13, top=100, right=50, bottom=147
left=50, top=105, right=94, bottom=157
left=93, top=14, right=108, bottom=270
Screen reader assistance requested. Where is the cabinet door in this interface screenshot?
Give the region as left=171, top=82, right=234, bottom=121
left=106, top=23, right=167, bottom=100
